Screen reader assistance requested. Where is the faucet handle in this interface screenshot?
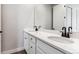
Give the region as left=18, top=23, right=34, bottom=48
left=68, top=26, right=72, bottom=34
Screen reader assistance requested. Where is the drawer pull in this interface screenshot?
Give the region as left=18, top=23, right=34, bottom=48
left=25, top=38, right=27, bottom=39
left=0, top=31, right=3, bottom=33
left=31, top=38, right=32, bottom=40
left=31, top=46, right=32, bottom=48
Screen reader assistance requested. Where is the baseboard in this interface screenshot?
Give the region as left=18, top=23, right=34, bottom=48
left=2, top=47, right=24, bottom=54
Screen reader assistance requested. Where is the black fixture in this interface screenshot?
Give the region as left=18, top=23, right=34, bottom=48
left=66, top=27, right=72, bottom=38
left=34, top=26, right=38, bottom=31
left=61, top=27, right=67, bottom=37
left=68, top=27, right=72, bottom=34
left=61, top=27, right=72, bottom=38
left=34, top=25, right=41, bottom=31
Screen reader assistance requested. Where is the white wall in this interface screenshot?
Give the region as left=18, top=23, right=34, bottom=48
left=1, top=4, right=35, bottom=52
left=0, top=4, right=1, bottom=30
left=35, top=4, right=52, bottom=29
left=72, top=7, right=77, bottom=32
left=53, top=5, right=65, bottom=31
left=17, top=4, right=52, bottom=49
left=70, top=4, right=79, bottom=32
left=1, top=4, right=52, bottom=52
left=1, top=4, right=18, bottom=52
left=72, top=5, right=79, bottom=32
left=17, top=4, right=35, bottom=48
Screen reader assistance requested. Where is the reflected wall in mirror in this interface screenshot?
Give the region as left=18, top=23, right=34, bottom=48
left=66, top=4, right=79, bottom=32
left=53, top=4, right=72, bottom=32
left=53, top=4, right=65, bottom=31
left=71, top=4, right=79, bottom=32
left=34, top=4, right=52, bottom=30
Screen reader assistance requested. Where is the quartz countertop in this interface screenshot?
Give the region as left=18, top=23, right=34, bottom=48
left=24, top=28, right=79, bottom=54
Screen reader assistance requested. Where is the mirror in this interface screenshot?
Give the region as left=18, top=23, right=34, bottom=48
left=52, top=4, right=65, bottom=31
left=53, top=4, right=72, bottom=31
left=34, top=4, right=79, bottom=32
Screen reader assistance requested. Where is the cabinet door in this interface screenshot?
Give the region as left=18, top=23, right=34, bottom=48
left=36, top=47, right=45, bottom=54
left=27, top=35, right=36, bottom=54
left=37, top=39, right=63, bottom=54
left=24, top=32, right=29, bottom=51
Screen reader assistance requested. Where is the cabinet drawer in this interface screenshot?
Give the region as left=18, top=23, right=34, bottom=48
left=29, top=35, right=35, bottom=43
left=27, top=43, right=35, bottom=54
left=37, top=40, right=63, bottom=54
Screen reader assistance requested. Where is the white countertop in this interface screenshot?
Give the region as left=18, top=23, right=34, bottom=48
left=24, top=28, right=79, bottom=54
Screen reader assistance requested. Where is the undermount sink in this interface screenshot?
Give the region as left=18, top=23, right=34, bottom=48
left=48, top=36, right=74, bottom=44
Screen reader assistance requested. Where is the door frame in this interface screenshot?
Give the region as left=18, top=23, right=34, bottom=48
left=0, top=4, right=1, bottom=54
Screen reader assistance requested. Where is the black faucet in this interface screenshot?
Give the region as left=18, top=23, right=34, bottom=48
left=66, top=27, right=72, bottom=38
left=68, top=27, right=72, bottom=33
left=61, top=26, right=72, bottom=38
left=61, top=27, right=66, bottom=37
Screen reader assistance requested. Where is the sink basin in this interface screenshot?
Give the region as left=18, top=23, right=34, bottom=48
left=48, top=36, right=74, bottom=44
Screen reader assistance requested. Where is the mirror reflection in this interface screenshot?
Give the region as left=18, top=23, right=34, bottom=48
left=34, top=4, right=79, bottom=32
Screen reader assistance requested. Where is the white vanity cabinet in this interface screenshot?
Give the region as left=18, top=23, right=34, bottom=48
left=24, top=32, right=36, bottom=54
left=24, top=32, right=65, bottom=54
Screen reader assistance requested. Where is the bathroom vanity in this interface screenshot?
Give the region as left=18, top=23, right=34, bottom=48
left=24, top=29, right=64, bottom=54
left=23, top=29, right=79, bottom=54
left=23, top=5, right=79, bottom=54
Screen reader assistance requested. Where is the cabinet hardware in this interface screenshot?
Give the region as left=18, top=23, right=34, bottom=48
left=0, top=31, right=3, bottom=33
left=64, top=16, right=66, bottom=19
left=25, top=38, right=27, bottom=39
left=31, top=38, right=32, bottom=40
left=31, top=46, right=32, bottom=48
